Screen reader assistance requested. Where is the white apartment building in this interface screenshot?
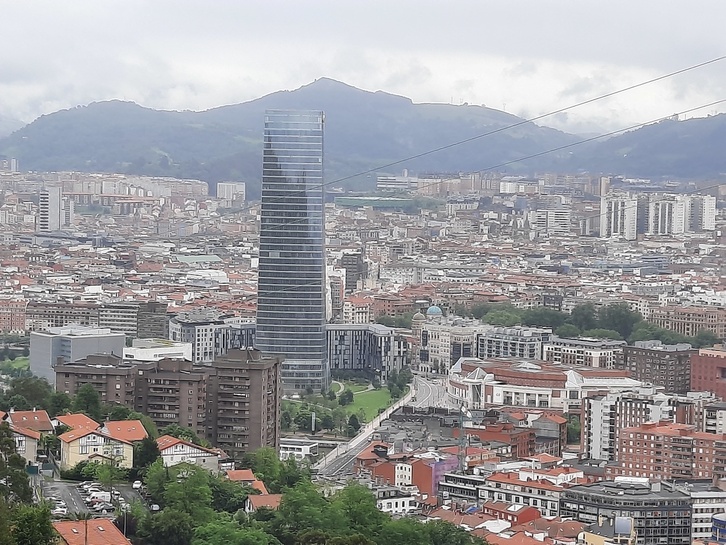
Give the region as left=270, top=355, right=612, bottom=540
left=542, top=336, right=625, bottom=368
left=476, top=327, right=552, bottom=361
left=528, top=208, right=572, bottom=237
left=600, top=193, right=638, bottom=240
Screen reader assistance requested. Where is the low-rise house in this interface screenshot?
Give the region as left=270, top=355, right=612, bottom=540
left=58, top=428, right=134, bottom=470
left=7, top=408, right=54, bottom=434
left=157, top=434, right=221, bottom=472
left=226, top=469, right=269, bottom=494
left=53, top=518, right=132, bottom=545
left=10, top=425, right=40, bottom=464
left=244, top=493, right=283, bottom=514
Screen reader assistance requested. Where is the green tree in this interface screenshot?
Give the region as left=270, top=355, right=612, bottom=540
left=164, top=465, right=214, bottom=523
left=10, top=504, right=57, bottom=545
left=130, top=411, right=159, bottom=439
left=597, top=303, right=642, bottom=339
left=375, top=315, right=396, bottom=327
left=144, top=458, right=170, bottom=504
left=48, top=391, right=72, bottom=417
left=272, top=481, right=346, bottom=542
left=281, top=411, right=293, bottom=431
left=331, top=407, right=347, bottom=435
left=483, top=310, right=521, bottom=326
left=321, top=414, right=335, bottom=432
left=427, top=519, right=483, bottom=545
left=521, top=307, right=566, bottom=329
left=6, top=394, right=31, bottom=411
left=338, top=389, right=354, bottom=406
left=7, top=376, right=53, bottom=410
left=332, top=483, right=386, bottom=537
left=554, top=323, right=581, bottom=337
left=0, top=422, right=32, bottom=504
left=377, top=517, right=430, bottom=545
left=569, top=303, right=598, bottom=331
left=694, top=329, right=720, bottom=348
left=276, top=457, right=310, bottom=491
left=582, top=328, right=623, bottom=340
left=348, top=414, right=361, bottom=433
left=161, top=424, right=202, bottom=445
left=72, top=383, right=102, bottom=421
left=135, top=436, right=161, bottom=469
left=194, top=517, right=277, bottom=545
left=139, top=508, right=194, bottom=545
left=105, top=404, right=132, bottom=421
left=210, top=476, right=254, bottom=513
left=567, top=416, right=581, bottom=444
left=250, top=447, right=282, bottom=486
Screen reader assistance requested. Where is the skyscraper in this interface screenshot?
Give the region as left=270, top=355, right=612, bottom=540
left=38, top=187, right=62, bottom=232
left=256, top=110, right=328, bottom=393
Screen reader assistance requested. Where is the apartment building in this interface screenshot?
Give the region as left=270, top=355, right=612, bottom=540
left=691, top=346, right=726, bottom=399
left=543, top=336, right=625, bottom=368
left=26, top=301, right=99, bottom=331
left=208, top=350, right=282, bottom=459
left=327, top=323, right=406, bottom=381
left=581, top=388, right=717, bottom=461
left=607, top=422, right=726, bottom=481
left=168, top=308, right=238, bottom=363
left=649, top=306, right=726, bottom=339
left=0, top=297, right=27, bottom=334
left=54, top=349, right=281, bottom=458
left=476, top=327, right=552, bottom=361
left=560, top=480, right=691, bottom=545
left=616, top=341, right=696, bottom=394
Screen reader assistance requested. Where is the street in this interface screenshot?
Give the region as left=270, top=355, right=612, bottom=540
left=410, top=374, right=454, bottom=409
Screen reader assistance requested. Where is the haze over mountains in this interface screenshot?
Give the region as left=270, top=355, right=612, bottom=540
left=1, top=78, right=725, bottom=198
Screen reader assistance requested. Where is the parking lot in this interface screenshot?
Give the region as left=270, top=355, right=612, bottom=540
left=41, top=479, right=143, bottom=517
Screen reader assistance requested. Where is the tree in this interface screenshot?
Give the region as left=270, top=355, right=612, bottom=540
left=72, top=383, right=102, bottom=421
left=347, top=414, right=361, bottom=434
left=332, top=483, right=386, bottom=537
left=483, top=310, right=520, bottom=326
left=106, top=404, right=132, bottom=421
left=581, top=328, right=623, bottom=340
left=272, top=481, right=346, bottom=541
left=0, top=422, right=32, bottom=504
left=321, top=414, right=335, bottom=432
left=281, top=411, right=293, bottom=431
left=138, top=508, right=194, bottom=545
left=569, top=303, right=598, bottom=331
left=426, top=519, right=483, bottom=545
left=7, top=376, right=53, bottom=410
left=210, top=476, right=255, bottom=513
left=130, top=411, right=159, bottom=439
left=276, top=457, right=310, bottom=491
left=48, top=391, right=72, bottom=417
left=597, top=303, right=642, bottom=340
left=326, top=390, right=336, bottom=401
left=694, top=329, right=720, bottom=348
left=144, top=458, right=170, bottom=504
left=10, top=504, right=57, bottom=545
left=161, top=424, right=202, bottom=445
left=250, top=448, right=282, bottom=486
left=163, top=465, right=214, bottom=523
left=554, top=324, right=581, bottom=338
left=331, top=407, right=347, bottom=435
left=6, top=394, right=31, bottom=411
left=567, top=416, right=581, bottom=444
left=194, top=517, right=277, bottom=545
left=338, top=389, right=354, bottom=406
left=522, top=307, right=566, bottom=329
left=135, top=436, right=161, bottom=470
left=377, top=517, right=430, bottom=545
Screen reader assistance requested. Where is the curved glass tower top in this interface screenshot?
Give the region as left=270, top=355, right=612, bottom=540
left=256, top=110, right=328, bottom=393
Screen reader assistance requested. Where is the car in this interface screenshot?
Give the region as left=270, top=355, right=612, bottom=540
left=132, top=480, right=143, bottom=490
left=150, top=504, right=160, bottom=512
left=51, top=507, right=68, bottom=516
left=93, top=502, right=115, bottom=513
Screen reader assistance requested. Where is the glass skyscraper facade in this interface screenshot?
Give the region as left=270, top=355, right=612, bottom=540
left=256, top=110, right=329, bottom=393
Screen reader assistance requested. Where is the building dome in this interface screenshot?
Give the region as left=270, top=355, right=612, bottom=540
left=412, top=312, right=426, bottom=322
left=426, top=305, right=443, bottom=316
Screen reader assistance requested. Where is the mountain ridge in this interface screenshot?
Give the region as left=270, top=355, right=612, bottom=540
left=1, top=78, right=724, bottom=196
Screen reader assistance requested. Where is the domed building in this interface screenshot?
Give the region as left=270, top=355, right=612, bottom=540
left=426, top=305, right=443, bottom=322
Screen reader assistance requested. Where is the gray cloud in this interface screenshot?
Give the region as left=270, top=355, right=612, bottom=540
left=1, top=0, right=725, bottom=134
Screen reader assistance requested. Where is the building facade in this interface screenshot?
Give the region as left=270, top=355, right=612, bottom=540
left=543, top=336, right=625, bottom=368
left=256, top=109, right=328, bottom=393
left=327, top=323, right=406, bottom=381
left=616, top=341, right=695, bottom=394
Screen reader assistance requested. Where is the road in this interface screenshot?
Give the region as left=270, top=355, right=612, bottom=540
left=410, top=374, right=454, bottom=409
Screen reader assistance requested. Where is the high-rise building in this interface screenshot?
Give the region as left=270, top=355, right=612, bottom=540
left=38, top=187, right=62, bottom=232
left=599, top=193, right=638, bottom=240
left=216, top=181, right=246, bottom=207
left=256, top=110, right=328, bottom=393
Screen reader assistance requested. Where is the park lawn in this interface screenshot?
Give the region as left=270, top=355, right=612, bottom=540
left=345, top=382, right=369, bottom=393
left=1, top=357, right=29, bottom=370
left=347, top=388, right=392, bottom=420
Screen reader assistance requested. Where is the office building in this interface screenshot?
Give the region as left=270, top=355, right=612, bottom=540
left=560, top=479, right=692, bottom=545
left=528, top=208, right=572, bottom=237
left=209, top=349, right=282, bottom=459
left=123, top=338, right=192, bottom=362
left=616, top=341, right=696, bottom=394
left=649, top=306, right=726, bottom=339
left=340, top=249, right=368, bottom=294
left=168, top=308, right=237, bottom=364
left=256, top=110, right=328, bottom=393
left=30, top=325, right=126, bottom=382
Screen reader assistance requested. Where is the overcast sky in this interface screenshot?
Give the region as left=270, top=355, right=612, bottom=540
left=3, top=1, right=725, bottom=133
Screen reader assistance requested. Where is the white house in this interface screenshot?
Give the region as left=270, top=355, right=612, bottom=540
left=156, top=434, right=222, bottom=472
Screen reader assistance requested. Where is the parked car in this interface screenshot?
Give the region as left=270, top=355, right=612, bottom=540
left=51, top=506, right=68, bottom=516
left=132, top=480, right=143, bottom=490
left=93, top=502, right=115, bottom=514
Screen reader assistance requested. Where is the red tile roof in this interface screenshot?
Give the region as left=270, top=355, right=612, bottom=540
left=248, top=493, right=282, bottom=511
left=11, top=424, right=41, bottom=440
left=102, top=420, right=148, bottom=442
left=226, top=469, right=256, bottom=482
left=9, top=409, right=53, bottom=432
left=56, top=413, right=100, bottom=431
left=53, top=518, right=132, bottom=545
